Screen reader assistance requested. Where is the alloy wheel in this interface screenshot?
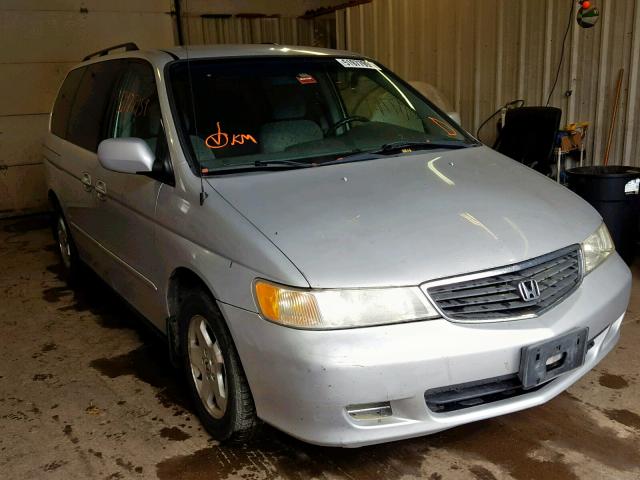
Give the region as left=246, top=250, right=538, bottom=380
left=187, top=314, right=228, bottom=419
left=56, top=217, right=72, bottom=270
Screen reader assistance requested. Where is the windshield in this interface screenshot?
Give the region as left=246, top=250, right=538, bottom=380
left=167, top=56, right=474, bottom=173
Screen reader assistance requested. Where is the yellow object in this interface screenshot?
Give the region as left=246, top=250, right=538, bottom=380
left=560, top=121, right=590, bottom=154
left=565, top=121, right=590, bottom=131
left=254, top=281, right=322, bottom=327
left=254, top=281, right=280, bottom=321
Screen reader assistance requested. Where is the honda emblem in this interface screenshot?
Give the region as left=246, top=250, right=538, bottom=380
left=518, top=279, right=541, bottom=302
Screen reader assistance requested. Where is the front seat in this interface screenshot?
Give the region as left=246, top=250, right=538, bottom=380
left=259, top=90, right=323, bottom=154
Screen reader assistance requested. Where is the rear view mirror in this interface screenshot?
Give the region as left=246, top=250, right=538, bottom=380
left=97, top=138, right=154, bottom=174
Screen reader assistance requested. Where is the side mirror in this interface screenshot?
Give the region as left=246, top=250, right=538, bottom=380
left=97, top=138, right=154, bottom=174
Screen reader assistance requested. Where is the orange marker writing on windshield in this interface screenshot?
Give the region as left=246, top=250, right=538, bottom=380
left=205, top=122, right=257, bottom=149
left=428, top=117, right=457, bottom=137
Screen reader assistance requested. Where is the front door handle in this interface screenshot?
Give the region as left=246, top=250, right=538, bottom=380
left=95, top=180, right=107, bottom=201
left=81, top=172, right=93, bottom=192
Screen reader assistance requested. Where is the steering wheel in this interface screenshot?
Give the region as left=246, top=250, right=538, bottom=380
left=326, top=115, right=370, bottom=135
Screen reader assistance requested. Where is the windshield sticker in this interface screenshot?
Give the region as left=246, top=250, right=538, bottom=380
left=428, top=116, right=458, bottom=137
left=205, top=122, right=257, bottom=149
left=296, top=73, right=317, bottom=85
left=336, top=58, right=379, bottom=69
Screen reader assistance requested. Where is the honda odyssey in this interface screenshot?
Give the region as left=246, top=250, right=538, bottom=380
left=44, top=43, right=632, bottom=447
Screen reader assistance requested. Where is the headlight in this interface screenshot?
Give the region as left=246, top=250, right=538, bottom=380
left=254, top=280, right=439, bottom=329
left=581, top=222, right=615, bottom=274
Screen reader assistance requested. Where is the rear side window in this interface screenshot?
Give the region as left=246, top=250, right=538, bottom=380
left=66, top=60, right=126, bottom=152
left=50, top=67, right=85, bottom=138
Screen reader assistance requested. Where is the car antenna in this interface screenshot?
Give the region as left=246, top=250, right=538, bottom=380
left=183, top=0, right=208, bottom=205
left=199, top=179, right=208, bottom=205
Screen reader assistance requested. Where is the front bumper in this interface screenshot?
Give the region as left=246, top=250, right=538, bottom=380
left=220, top=253, right=631, bottom=447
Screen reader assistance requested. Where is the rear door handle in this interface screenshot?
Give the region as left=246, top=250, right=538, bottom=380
left=95, top=180, right=107, bottom=201
left=81, top=172, right=93, bottom=192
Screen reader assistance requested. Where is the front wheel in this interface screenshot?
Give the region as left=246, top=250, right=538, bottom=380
left=178, top=291, right=259, bottom=443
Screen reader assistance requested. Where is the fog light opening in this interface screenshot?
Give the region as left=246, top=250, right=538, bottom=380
left=346, top=402, right=392, bottom=421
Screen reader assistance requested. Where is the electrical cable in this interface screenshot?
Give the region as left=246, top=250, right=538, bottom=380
left=545, top=0, right=574, bottom=106
left=476, top=99, right=524, bottom=142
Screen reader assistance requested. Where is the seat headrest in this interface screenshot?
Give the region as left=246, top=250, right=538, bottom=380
left=268, top=87, right=306, bottom=120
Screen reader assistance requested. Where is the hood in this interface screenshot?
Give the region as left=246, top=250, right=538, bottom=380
left=209, top=146, right=600, bottom=288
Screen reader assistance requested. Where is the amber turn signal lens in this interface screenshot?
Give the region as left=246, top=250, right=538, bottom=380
left=254, top=281, right=323, bottom=327
left=254, top=281, right=280, bottom=321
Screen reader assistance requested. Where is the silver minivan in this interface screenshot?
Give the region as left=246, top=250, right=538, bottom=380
left=45, top=44, right=632, bottom=447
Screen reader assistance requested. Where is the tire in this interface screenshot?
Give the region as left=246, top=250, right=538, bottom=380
left=178, top=290, right=259, bottom=443
left=51, top=206, right=82, bottom=284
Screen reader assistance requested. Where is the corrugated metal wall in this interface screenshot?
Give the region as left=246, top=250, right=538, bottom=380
left=183, top=15, right=316, bottom=46
left=180, top=0, right=340, bottom=47
left=338, top=0, right=640, bottom=167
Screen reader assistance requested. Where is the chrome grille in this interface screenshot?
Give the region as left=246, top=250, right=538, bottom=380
left=424, top=246, right=582, bottom=322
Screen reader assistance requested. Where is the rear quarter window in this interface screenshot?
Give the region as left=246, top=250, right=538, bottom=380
left=50, top=67, right=85, bottom=139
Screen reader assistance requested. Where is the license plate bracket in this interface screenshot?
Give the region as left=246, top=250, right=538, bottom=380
left=518, top=328, right=589, bottom=390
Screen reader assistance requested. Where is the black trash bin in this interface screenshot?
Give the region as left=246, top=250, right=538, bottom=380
left=566, top=166, right=640, bottom=265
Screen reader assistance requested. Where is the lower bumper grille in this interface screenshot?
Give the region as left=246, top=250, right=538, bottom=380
left=423, top=245, right=582, bottom=322
left=425, top=375, right=547, bottom=413
left=425, top=333, right=598, bottom=413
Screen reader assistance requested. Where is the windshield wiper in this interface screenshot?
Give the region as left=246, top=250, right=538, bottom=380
left=254, top=159, right=313, bottom=168
left=374, top=140, right=477, bottom=153
left=202, top=159, right=313, bottom=176
left=329, top=140, right=477, bottom=165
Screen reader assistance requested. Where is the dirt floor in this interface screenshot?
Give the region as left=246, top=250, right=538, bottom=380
left=0, top=214, right=639, bottom=480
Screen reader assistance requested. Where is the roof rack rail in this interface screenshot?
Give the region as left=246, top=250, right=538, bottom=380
left=83, top=42, right=139, bottom=61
